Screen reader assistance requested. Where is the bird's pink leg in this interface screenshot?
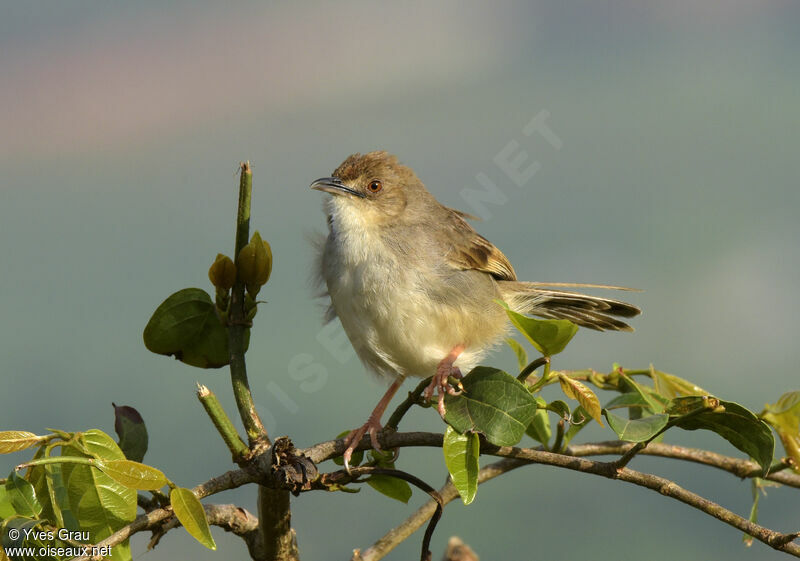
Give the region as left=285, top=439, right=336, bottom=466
left=342, top=379, right=402, bottom=471
left=423, top=344, right=466, bottom=419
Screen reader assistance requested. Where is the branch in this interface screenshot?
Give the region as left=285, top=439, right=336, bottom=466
left=569, top=441, right=800, bottom=488
left=70, top=433, right=800, bottom=560
left=301, top=433, right=800, bottom=489
left=227, top=163, right=295, bottom=559
left=150, top=503, right=264, bottom=559
left=305, top=433, right=800, bottom=556
left=197, top=383, right=249, bottom=461
left=228, top=161, right=267, bottom=447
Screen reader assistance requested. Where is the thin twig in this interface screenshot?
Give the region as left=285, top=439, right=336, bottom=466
left=197, top=383, right=249, bottom=461
left=354, top=458, right=525, bottom=561
left=386, top=379, right=431, bottom=431
left=346, top=466, right=443, bottom=561
left=517, top=356, right=549, bottom=382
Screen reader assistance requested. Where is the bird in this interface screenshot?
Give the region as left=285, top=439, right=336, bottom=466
left=310, top=151, right=640, bottom=467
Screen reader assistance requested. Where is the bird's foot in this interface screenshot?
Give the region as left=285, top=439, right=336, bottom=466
left=342, top=414, right=384, bottom=472
left=423, top=344, right=466, bottom=419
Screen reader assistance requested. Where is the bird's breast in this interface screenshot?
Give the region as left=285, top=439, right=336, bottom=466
left=322, top=220, right=508, bottom=380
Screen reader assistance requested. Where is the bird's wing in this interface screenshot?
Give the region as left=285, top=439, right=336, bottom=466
left=440, top=207, right=517, bottom=281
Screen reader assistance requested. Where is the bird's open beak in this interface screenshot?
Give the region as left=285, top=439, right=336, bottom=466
left=310, top=177, right=366, bottom=198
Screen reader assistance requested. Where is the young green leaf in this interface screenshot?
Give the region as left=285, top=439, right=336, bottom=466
left=444, top=367, right=537, bottom=446
left=760, top=391, right=800, bottom=472
left=619, top=374, right=665, bottom=414
left=605, top=392, right=651, bottom=411
left=366, top=474, right=413, bottom=504
left=443, top=427, right=480, bottom=505
left=604, top=410, right=669, bottom=442
left=113, top=404, right=149, bottom=463
left=0, top=431, right=42, bottom=455
left=497, top=301, right=578, bottom=356
left=143, top=287, right=248, bottom=369
left=96, top=459, right=168, bottom=491
left=651, top=367, right=708, bottom=399
left=505, top=338, right=528, bottom=371
left=60, top=430, right=137, bottom=560
left=526, top=409, right=552, bottom=445
left=170, top=487, right=217, bottom=550
left=546, top=400, right=571, bottom=419
left=364, top=450, right=413, bottom=503
left=558, top=374, right=603, bottom=426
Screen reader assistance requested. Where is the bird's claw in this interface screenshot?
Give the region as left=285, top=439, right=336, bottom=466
left=342, top=415, right=383, bottom=473
left=424, top=362, right=464, bottom=420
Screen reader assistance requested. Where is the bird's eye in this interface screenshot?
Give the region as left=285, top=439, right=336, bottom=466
left=367, top=180, right=383, bottom=193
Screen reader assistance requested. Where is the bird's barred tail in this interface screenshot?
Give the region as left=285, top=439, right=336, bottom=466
left=499, top=281, right=641, bottom=332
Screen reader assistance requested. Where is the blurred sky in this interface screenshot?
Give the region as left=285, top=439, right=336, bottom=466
left=2, top=1, right=799, bottom=560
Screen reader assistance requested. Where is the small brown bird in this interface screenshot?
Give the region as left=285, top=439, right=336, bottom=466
left=311, top=151, right=640, bottom=467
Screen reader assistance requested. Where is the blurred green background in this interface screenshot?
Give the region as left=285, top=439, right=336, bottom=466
left=2, top=1, right=799, bottom=559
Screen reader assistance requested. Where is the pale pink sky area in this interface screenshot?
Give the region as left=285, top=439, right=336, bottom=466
left=1, top=1, right=789, bottom=161
left=0, top=3, right=506, bottom=160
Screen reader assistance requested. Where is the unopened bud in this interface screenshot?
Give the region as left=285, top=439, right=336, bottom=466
left=208, top=254, right=236, bottom=290
left=237, top=231, right=272, bottom=297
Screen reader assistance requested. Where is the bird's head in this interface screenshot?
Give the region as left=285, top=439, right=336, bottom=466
left=310, top=151, right=432, bottom=227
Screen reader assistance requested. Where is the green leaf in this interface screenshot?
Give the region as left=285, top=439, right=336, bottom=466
left=526, top=409, right=552, bottom=445
left=761, top=391, right=800, bottom=472
left=497, top=301, right=578, bottom=356
left=143, top=288, right=249, bottom=369
left=505, top=338, right=528, bottom=371
left=619, top=374, right=665, bottom=413
left=27, top=445, right=72, bottom=529
left=605, top=392, right=651, bottom=411
left=364, top=450, right=413, bottom=503
left=651, top=367, right=708, bottom=399
left=170, top=487, right=217, bottom=550
left=558, top=374, right=604, bottom=426
left=604, top=410, right=669, bottom=442
left=763, top=391, right=800, bottom=420
left=367, top=474, right=413, bottom=504
left=1, top=517, right=55, bottom=560
left=443, top=427, right=480, bottom=505
left=546, top=400, right=571, bottom=419
left=113, top=404, right=148, bottom=462
left=0, top=432, right=42, bottom=455
left=96, top=459, right=168, bottom=490
left=4, top=472, right=42, bottom=518
left=672, top=399, right=775, bottom=475
left=0, top=487, right=16, bottom=519
left=61, top=430, right=136, bottom=561
left=444, top=367, right=537, bottom=446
